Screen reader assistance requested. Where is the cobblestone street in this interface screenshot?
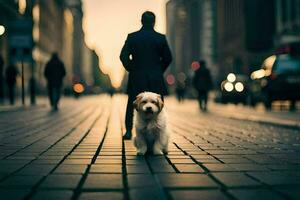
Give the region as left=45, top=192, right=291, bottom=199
left=0, top=95, right=300, bottom=200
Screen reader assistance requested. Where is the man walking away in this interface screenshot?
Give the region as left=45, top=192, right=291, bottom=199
left=5, top=63, right=18, bottom=105
left=193, top=60, right=213, bottom=111
left=120, top=11, right=172, bottom=139
left=44, top=53, right=66, bottom=111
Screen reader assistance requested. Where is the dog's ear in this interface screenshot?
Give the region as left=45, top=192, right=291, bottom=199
left=133, top=93, right=143, bottom=111
left=156, top=94, right=164, bottom=111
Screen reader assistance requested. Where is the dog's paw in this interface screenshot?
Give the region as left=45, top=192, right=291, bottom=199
left=136, top=148, right=147, bottom=156
left=162, top=149, right=168, bottom=154
left=153, top=149, right=163, bottom=155
left=136, top=151, right=146, bottom=156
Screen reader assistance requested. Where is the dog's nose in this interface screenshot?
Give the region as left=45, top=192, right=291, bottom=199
left=146, top=107, right=152, bottom=112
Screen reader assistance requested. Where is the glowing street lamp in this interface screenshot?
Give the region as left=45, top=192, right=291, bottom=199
left=0, top=25, right=5, bottom=36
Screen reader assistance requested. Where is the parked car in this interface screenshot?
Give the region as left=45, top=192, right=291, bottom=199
left=220, top=73, right=249, bottom=104
left=250, top=54, right=300, bottom=109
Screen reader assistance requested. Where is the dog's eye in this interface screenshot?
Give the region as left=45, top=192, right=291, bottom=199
left=151, top=101, right=156, bottom=104
left=141, top=101, right=147, bottom=104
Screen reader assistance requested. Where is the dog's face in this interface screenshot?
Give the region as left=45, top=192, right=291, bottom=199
left=133, top=92, right=164, bottom=118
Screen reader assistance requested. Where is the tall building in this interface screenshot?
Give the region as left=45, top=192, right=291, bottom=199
left=217, top=0, right=276, bottom=82
left=274, top=0, right=300, bottom=51
left=1, top=0, right=97, bottom=96
left=166, top=0, right=217, bottom=87
left=0, top=0, right=19, bottom=64
left=65, top=0, right=85, bottom=85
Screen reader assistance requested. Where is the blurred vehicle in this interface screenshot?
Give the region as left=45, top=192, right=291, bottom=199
left=220, top=73, right=249, bottom=104
left=250, top=54, right=300, bottom=109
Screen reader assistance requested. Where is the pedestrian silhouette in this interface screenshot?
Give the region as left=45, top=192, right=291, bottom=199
left=193, top=60, right=213, bottom=111
left=44, top=53, right=66, bottom=111
left=5, top=63, right=18, bottom=105
left=120, top=11, right=172, bottom=139
left=175, top=81, right=186, bottom=103
left=0, top=55, right=4, bottom=103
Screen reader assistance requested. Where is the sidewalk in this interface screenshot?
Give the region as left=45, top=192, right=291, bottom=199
left=168, top=97, right=300, bottom=129
left=0, top=95, right=299, bottom=200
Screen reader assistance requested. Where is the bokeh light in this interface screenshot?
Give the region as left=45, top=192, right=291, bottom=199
left=73, top=83, right=85, bottom=93
left=227, top=73, right=236, bottom=82
left=191, top=61, right=200, bottom=71
left=166, top=74, right=175, bottom=85
left=235, top=82, right=244, bottom=92
left=0, top=25, right=5, bottom=36
left=224, top=82, right=234, bottom=92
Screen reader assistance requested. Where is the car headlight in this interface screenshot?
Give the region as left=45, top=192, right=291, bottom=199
left=227, top=73, right=236, bottom=82
left=224, top=82, right=234, bottom=92
left=235, top=82, right=244, bottom=92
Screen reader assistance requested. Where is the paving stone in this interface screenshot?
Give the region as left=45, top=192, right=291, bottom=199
left=175, top=164, right=205, bottom=173
left=79, top=192, right=123, bottom=200
left=0, top=175, right=43, bottom=188
left=248, top=172, right=300, bottom=186
left=95, top=159, right=122, bottom=164
left=83, top=174, right=123, bottom=189
left=127, top=174, right=157, bottom=188
left=0, top=189, right=30, bottom=200
left=277, top=187, right=300, bottom=199
left=228, top=164, right=269, bottom=171
left=170, top=190, right=229, bottom=200
left=126, top=165, right=151, bottom=174
left=63, top=159, right=91, bottom=164
left=54, top=164, right=87, bottom=174
left=228, top=189, right=285, bottom=200
left=16, top=164, right=56, bottom=175
left=0, top=164, right=26, bottom=174
left=158, top=174, right=218, bottom=188
left=90, top=164, right=122, bottom=173
left=39, top=174, right=82, bottom=189
left=31, top=190, right=73, bottom=200
left=169, top=158, right=195, bottom=164
left=220, top=158, right=253, bottom=164
left=126, top=159, right=147, bottom=165
left=212, top=172, right=261, bottom=187
left=203, top=164, right=236, bottom=172
left=130, top=187, right=165, bottom=200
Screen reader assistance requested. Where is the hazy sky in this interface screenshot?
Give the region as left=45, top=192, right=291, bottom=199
left=82, top=0, right=167, bottom=88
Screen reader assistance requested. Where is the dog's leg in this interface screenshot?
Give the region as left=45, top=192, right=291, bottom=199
left=159, top=131, right=170, bottom=154
left=153, top=141, right=163, bottom=155
left=134, top=136, right=147, bottom=155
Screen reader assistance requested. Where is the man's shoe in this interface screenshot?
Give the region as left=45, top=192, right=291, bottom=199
left=123, top=131, right=132, bottom=140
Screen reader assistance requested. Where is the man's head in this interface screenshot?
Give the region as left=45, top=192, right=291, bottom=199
left=141, top=11, right=155, bottom=27
left=52, top=52, right=58, bottom=60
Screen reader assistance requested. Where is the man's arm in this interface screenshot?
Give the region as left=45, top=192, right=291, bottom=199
left=120, top=35, right=133, bottom=72
left=161, top=36, right=172, bottom=72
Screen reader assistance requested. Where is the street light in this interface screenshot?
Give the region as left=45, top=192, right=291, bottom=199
left=0, top=25, right=5, bottom=36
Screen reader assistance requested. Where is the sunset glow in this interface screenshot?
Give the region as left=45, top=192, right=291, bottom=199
left=82, top=0, right=167, bottom=88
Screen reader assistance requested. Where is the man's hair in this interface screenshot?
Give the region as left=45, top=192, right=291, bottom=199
left=141, top=11, right=155, bottom=26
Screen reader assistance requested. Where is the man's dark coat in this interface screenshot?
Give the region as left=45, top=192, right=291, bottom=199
left=44, top=57, right=66, bottom=87
left=120, top=26, right=172, bottom=97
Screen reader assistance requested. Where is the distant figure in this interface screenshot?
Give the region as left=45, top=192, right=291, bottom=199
left=120, top=11, right=172, bottom=139
left=0, top=55, right=4, bottom=103
left=175, top=81, right=186, bottom=103
left=193, top=60, right=213, bottom=111
left=5, top=63, right=19, bottom=105
left=44, top=53, right=66, bottom=111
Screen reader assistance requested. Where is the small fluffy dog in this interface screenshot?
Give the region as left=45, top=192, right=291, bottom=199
left=133, top=92, right=169, bottom=155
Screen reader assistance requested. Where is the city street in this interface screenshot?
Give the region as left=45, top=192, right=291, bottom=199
left=0, top=95, right=300, bottom=200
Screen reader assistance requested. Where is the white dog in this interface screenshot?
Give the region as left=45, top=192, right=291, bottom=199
left=133, top=92, right=169, bottom=155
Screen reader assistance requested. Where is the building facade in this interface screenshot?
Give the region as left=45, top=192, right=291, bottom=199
left=0, top=0, right=101, bottom=99
left=166, top=0, right=217, bottom=93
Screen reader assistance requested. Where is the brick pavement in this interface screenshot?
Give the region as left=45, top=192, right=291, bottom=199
left=0, top=95, right=299, bottom=200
